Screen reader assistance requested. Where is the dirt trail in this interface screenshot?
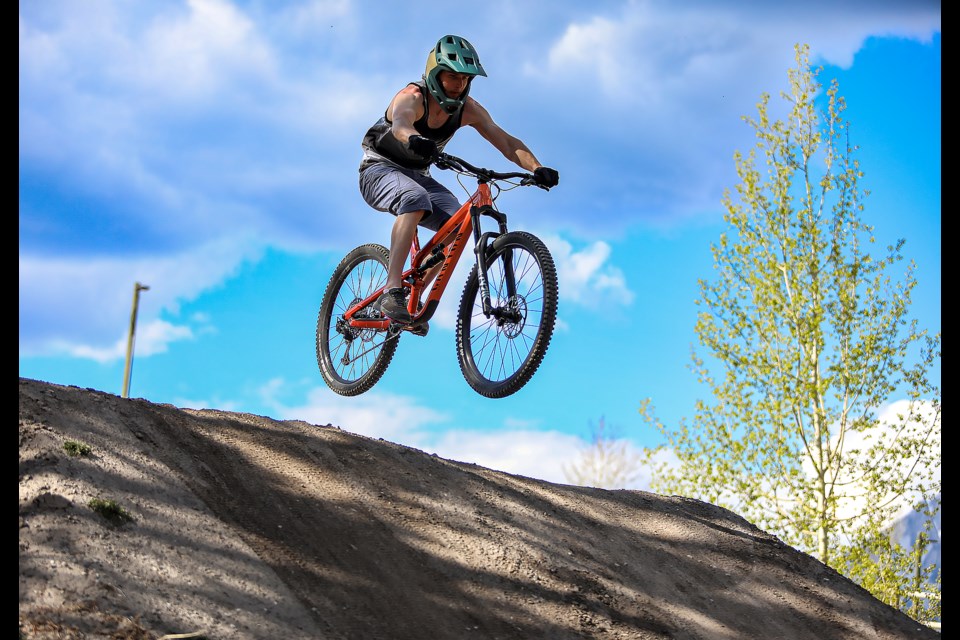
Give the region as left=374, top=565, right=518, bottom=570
left=19, top=378, right=938, bottom=639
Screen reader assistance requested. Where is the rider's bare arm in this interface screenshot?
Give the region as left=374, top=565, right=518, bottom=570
left=387, top=86, right=426, bottom=144
left=463, top=98, right=544, bottom=173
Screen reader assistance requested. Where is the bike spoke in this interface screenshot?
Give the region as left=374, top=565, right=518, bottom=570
left=320, top=249, right=392, bottom=389
left=465, top=241, right=550, bottom=383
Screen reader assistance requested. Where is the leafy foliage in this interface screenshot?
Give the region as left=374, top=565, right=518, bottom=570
left=89, top=497, right=135, bottom=526
left=639, top=44, right=940, bottom=623
left=63, top=440, right=92, bottom=457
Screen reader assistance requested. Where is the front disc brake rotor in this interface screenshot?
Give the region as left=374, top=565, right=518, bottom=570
left=498, top=294, right=527, bottom=338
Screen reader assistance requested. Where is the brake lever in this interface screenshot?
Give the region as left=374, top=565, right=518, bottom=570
left=521, top=177, right=550, bottom=191
left=434, top=154, right=460, bottom=172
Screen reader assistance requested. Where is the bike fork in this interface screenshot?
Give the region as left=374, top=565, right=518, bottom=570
left=471, top=205, right=517, bottom=318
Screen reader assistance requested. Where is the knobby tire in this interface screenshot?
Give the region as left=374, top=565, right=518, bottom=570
left=456, top=231, right=558, bottom=398
left=316, top=244, right=398, bottom=396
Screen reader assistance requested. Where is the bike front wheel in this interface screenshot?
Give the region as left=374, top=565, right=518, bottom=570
left=456, top=231, right=558, bottom=398
left=316, top=244, right=399, bottom=396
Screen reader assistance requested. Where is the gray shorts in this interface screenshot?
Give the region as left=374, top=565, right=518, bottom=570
left=358, top=162, right=461, bottom=232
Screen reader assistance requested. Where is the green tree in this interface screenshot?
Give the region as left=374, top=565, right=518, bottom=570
left=639, top=44, right=940, bottom=622
left=564, top=416, right=642, bottom=489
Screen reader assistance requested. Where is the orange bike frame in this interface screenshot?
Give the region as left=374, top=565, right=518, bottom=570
left=343, top=182, right=494, bottom=330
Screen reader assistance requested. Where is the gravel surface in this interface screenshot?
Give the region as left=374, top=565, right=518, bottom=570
left=19, top=377, right=939, bottom=639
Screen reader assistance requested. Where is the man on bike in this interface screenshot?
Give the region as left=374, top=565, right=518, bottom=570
left=358, top=34, right=559, bottom=334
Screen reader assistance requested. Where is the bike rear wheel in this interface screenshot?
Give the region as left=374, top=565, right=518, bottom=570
left=316, top=244, right=398, bottom=396
left=456, top=231, right=558, bottom=398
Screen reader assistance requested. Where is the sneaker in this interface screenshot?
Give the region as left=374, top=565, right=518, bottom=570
left=406, top=300, right=428, bottom=336
left=378, top=287, right=412, bottom=324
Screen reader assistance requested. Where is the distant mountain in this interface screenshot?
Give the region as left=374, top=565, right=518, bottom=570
left=890, top=496, right=941, bottom=583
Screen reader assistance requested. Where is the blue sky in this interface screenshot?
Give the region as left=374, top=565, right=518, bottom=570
left=20, top=1, right=940, bottom=488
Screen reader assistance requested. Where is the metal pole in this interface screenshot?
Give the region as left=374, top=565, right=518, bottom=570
left=121, top=282, right=150, bottom=398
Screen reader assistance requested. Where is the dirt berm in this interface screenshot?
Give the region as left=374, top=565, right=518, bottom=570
left=18, top=377, right=937, bottom=639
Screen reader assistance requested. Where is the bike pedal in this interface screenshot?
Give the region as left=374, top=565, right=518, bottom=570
left=406, top=322, right=429, bottom=337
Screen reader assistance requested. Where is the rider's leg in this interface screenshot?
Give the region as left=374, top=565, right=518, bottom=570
left=400, top=225, right=456, bottom=336
left=385, top=209, right=427, bottom=291
left=383, top=216, right=453, bottom=315
left=378, top=209, right=427, bottom=324
left=358, top=163, right=458, bottom=325
left=418, top=226, right=459, bottom=292
left=382, top=222, right=455, bottom=328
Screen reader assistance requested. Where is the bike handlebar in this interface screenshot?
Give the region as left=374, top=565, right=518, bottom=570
left=434, top=152, right=544, bottom=189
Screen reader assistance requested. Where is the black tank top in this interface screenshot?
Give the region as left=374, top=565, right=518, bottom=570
left=360, top=81, right=463, bottom=172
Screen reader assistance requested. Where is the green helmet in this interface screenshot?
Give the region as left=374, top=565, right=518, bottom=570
left=423, top=35, right=487, bottom=114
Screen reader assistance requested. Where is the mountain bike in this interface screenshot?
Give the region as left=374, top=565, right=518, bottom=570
left=316, top=151, right=559, bottom=399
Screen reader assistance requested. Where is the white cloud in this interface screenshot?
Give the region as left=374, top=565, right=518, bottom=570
left=539, top=6, right=754, bottom=106
left=64, top=319, right=195, bottom=363
left=272, top=385, right=451, bottom=445
left=540, top=2, right=940, bottom=96
left=541, top=234, right=634, bottom=307
left=521, top=1, right=940, bottom=226
left=264, top=380, right=662, bottom=489
left=263, top=380, right=608, bottom=486
left=430, top=428, right=584, bottom=484
left=20, top=0, right=278, bottom=106
left=545, top=16, right=626, bottom=94
left=137, top=0, right=277, bottom=101
left=431, top=428, right=665, bottom=491
left=18, top=236, right=261, bottom=358
left=170, top=393, right=243, bottom=412
left=18, top=0, right=381, bottom=234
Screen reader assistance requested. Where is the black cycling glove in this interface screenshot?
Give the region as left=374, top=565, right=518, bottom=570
left=533, top=166, right=559, bottom=188
left=408, top=135, right=439, bottom=161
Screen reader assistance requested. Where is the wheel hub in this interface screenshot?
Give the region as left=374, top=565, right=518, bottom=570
left=336, top=297, right=384, bottom=343
left=496, top=294, right=527, bottom=338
